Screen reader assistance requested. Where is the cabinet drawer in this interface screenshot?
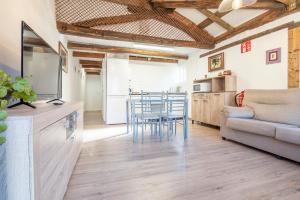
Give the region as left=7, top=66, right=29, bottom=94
left=193, top=93, right=209, bottom=99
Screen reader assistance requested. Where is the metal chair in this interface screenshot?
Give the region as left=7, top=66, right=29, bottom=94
left=163, top=92, right=189, bottom=140
left=130, top=91, right=164, bottom=143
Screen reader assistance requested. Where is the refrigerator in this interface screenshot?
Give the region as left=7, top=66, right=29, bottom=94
left=103, top=54, right=129, bottom=124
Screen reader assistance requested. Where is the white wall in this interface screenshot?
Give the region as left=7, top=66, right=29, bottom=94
left=0, top=0, right=85, bottom=102
left=186, top=29, right=288, bottom=92
left=129, top=61, right=185, bottom=92
left=182, top=12, right=300, bottom=117
left=85, top=75, right=102, bottom=111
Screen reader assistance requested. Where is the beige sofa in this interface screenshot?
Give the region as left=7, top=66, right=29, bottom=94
left=221, top=89, right=300, bottom=162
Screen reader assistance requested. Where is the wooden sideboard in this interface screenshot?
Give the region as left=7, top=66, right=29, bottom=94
left=4, top=102, right=83, bottom=200
left=192, top=75, right=237, bottom=126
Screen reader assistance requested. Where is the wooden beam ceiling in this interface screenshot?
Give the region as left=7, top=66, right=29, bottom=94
left=198, top=11, right=230, bottom=29
left=129, top=55, right=178, bottom=63
left=82, top=65, right=102, bottom=69
left=215, top=8, right=292, bottom=43
left=197, top=9, right=234, bottom=31
left=200, top=22, right=296, bottom=58
left=68, top=42, right=189, bottom=60
left=153, top=11, right=215, bottom=44
left=57, top=22, right=212, bottom=49
left=79, top=60, right=102, bottom=66
left=56, top=0, right=300, bottom=51
left=86, top=72, right=101, bottom=75
left=73, top=51, right=105, bottom=59
left=276, top=0, right=297, bottom=10
left=151, top=0, right=286, bottom=9
left=73, top=14, right=151, bottom=27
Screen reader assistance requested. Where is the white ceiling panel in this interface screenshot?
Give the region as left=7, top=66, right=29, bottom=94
left=222, top=9, right=268, bottom=27
left=205, top=23, right=227, bottom=37
left=176, top=8, right=207, bottom=24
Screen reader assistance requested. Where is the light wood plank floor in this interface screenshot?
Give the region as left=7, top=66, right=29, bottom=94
left=65, top=112, right=300, bottom=200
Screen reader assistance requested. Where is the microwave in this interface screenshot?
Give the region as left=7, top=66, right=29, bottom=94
left=193, top=82, right=212, bottom=92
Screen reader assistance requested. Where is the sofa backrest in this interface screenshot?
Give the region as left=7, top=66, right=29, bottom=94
left=243, top=89, right=300, bottom=126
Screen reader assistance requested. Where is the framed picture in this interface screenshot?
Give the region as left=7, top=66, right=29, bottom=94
left=208, top=52, right=224, bottom=72
left=266, top=48, right=281, bottom=65
left=59, top=42, right=68, bottom=73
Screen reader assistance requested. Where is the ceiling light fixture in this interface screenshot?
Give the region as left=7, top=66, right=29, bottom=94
left=218, top=0, right=257, bottom=12
left=133, top=44, right=175, bottom=52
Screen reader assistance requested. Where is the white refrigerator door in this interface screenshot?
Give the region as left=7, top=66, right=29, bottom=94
left=107, top=58, right=129, bottom=96
left=106, top=95, right=127, bottom=124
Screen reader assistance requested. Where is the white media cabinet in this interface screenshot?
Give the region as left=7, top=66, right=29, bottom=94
left=5, top=102, right=83, bottom=200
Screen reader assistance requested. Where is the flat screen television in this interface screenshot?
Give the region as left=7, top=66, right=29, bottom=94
left=20, top=22, right=62, bottom=105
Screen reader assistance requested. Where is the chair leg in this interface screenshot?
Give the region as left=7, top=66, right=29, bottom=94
left=159, top=119, right=163, bottom=142
left=142, top=120, right=145, bottom=144
left=135, top=119, right=139, bottom=143
left=174, top=119, right=177, bottom=135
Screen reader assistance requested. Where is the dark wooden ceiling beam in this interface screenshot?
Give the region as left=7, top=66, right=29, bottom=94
left=86, top=72, right=101, bottom=75
left=79, top=60, right=102, bottom=66
left=58, top=22, right=213, bottom=49
left=102, top=0, right=152, bottom=10
left=68, top=42, right=189, bottom=60
left=82, top=64, right=102, bottom=69
left=151, top=12, right=214, bottom=44
left=73, top=14, right=151, bottom=28
left=100, top=0, right=215, bottom=45
left=276, top=0, right=297, bottom=10
left=151, top=0, right=221, bottom=8
left=198, top=11, right=230, bottom=29
left=151, top=0, right=286, bottom=9
left=200, top=22, right=295, bottom=57
left=129, top=55, right=178, bottom=63
left=197, top=9, right=234, bottom=31
left=73, top=51, right=105, bottom=59
left=215, top=9, right=284, bottom=43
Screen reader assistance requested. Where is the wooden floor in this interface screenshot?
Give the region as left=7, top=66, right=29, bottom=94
left=64, top=112, right=300, bottom=200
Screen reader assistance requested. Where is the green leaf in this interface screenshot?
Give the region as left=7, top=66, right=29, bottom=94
left=0, top=86, right=7, bottom=98
left=0, top=111, right=7, bottom=120
left=13, top=82, right=25, bottom=92
left=0, top=100, right=8, bottom=110
left=0, top=136, right=5, bottom=145
left=0, top=123, right=7, bottom=133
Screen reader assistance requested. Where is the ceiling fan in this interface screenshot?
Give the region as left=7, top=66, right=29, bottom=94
left=218, top=0, right=258, bottom=12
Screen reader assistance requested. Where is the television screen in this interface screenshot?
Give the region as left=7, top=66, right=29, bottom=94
left=22, top=22, right=62, bottom=101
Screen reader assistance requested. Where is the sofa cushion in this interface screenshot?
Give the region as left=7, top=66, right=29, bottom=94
left=226, top=118, right=297, bottom=138
left=276, top=127, right=300, bottom=145
left=246, top=102, right=300, bottom=127
left=223, top=106, right=254, bottom=119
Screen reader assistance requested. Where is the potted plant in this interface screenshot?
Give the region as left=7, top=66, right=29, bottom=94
left=0, top=70, right=36, bottom=198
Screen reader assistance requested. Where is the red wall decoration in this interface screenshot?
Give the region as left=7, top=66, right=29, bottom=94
left=241, top=41, right=251, bottom=53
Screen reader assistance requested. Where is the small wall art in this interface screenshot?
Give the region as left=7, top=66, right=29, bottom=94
left=208, top=52, right=224, bottom=72
left=59, top=42, right=68, bottom=73
left=266, top=48, right=281, bottom=65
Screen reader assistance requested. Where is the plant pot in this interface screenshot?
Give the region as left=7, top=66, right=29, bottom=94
left=0, top=143, right=7, bottom=200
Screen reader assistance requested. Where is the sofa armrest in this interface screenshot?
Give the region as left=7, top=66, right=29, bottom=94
left=222, top=106, right=254, bottom=119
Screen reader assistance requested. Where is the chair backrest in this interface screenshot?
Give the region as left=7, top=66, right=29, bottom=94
left=141, top=91, right=164, bottom=116
left=129, top=91, right=164, bottom=118
left=165, top=92, right=188, bottom=116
